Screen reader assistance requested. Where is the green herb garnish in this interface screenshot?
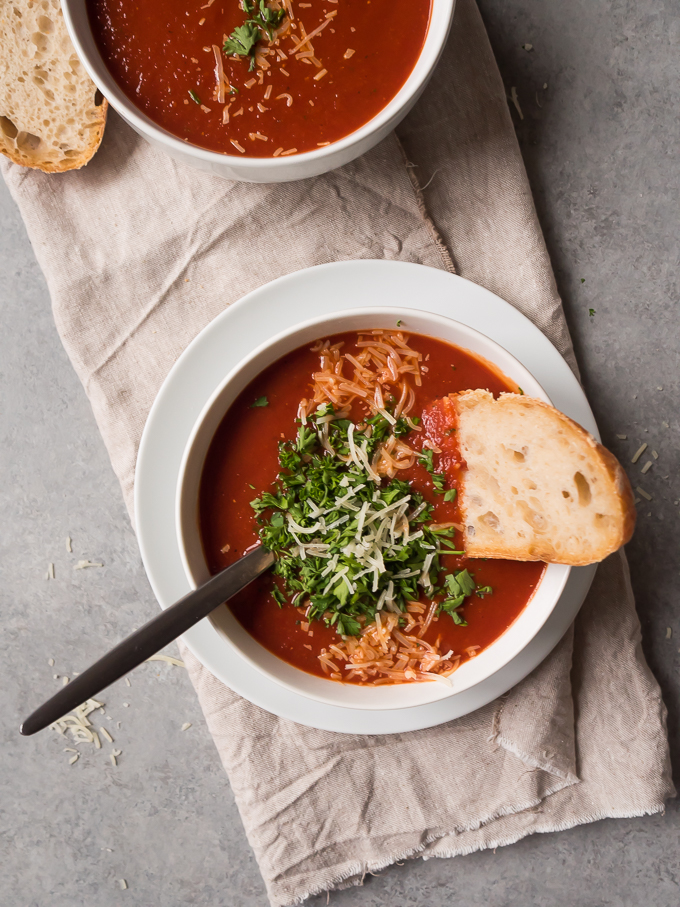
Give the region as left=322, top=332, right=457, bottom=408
left=251, top=405, right=489, bottom=636
left=418, top=447, right=448, bottom=495
left=188, top=90, right=201, bottom=105
left=224, top=21, right=261, bottom=69
left=251, top=395, right=269, bottom=408
left=589, top=308, right=596, bottom=317
left=224, top=1, right=285, bottom=70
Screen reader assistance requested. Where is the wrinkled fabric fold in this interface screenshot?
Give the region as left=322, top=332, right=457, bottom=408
left=1, top=0, right=673, bottom=904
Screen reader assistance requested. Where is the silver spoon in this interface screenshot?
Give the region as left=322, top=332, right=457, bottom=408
left=20, top=545, right=275, bottom=736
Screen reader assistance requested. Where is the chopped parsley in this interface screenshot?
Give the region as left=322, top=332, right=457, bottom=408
left=188, top=90, right=201, bottom=105
left=251, top=405, right=489, bottom=636
left=251, top=395, right=269, bottom=408
left=589, top=308, right=596, bottom=317
left=418, top=447, right=448, bottom=495
left=224, top=0, right=285, bottom=70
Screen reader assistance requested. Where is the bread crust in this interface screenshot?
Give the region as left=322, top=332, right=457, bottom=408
left=454, top=391, right=636, bottom=566
left=0, top=0, right=108, bottom=172
left=0, top=101, right=108, bottom=172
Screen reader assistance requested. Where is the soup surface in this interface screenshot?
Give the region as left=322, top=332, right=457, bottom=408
left=199, top=330, right=545, bottom=685
left=87, top=0, right=432, bottom=156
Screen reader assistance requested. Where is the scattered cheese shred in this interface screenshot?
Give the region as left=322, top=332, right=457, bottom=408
left=48, top=658, right=55, bottom=667
left=74, top=560, right=104, bottom=570
left=343, top=48, right=355, bottom=59
left=666, top=627, right=672, bottom=639
left=69, top=754, right=79, bottom=765
left=146, top=653, right=186, bottom=668
left=100, top=727, right=113, bottom=743
left=281, top=148, right=298, bottom=156
left=66, top=536, right=72, bottom=553
left=289, top=17, right=332, bottom=55
left=616, top=434, right=627, bottom=440
left=181, top=722, right=192, bottom=731
left=636, top=486, right=652, bottom=501
left=230, top=139, right=246, bottom=153
left=509, top=86, right=523, bottom=120
left=641, top=460, right=653, bottom=474
left=47, top=562, right=55, bottom=580
left=631, top=443, right=647, bottom=464
left=652, top=449, right=659, bottom=459
left=314, top=68, right=328, bottom=80
left=119, top=880, right=128, bottom=890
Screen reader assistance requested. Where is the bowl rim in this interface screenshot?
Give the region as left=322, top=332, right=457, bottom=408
left=175, top=305, right=571, bottom=710
left=61, top=0, right=456, bottom=171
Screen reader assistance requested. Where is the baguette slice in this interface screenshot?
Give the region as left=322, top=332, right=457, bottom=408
left=0, top=0, right=107, bottom=172
left=446, top=390, right=635, bottom=566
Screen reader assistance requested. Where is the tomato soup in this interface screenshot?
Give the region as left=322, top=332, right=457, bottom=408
left=199, top=331, right=545, bottom=685
left=87, top=0, right=432, bottom=156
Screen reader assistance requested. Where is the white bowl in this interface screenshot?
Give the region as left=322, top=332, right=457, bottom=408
left=61, top=0, right=456, bottom=183
left=176, top=306, right=571, bottom=711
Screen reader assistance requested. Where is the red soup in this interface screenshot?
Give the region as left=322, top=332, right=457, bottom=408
left=87, top=0, right=432, bottom=157
left=199, top=330, right=545, bottom=685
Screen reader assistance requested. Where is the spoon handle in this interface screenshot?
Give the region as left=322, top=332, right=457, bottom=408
left=21, top=546, right=275, bottom=736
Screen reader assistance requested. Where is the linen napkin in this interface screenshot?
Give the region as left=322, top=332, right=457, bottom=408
left=2, top=0, right=673, bottom=903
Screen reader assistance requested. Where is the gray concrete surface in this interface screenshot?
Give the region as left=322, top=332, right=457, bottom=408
left=1, top=0, right=678, bottom=904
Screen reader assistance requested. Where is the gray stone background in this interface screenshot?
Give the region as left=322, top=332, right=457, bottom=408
left=1, top=0, right=678, bottom=904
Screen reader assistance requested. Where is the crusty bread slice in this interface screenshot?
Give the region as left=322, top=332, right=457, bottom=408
left=453, top=389, right=635, bottom=566
left=0, top=0, right=107, bottom=172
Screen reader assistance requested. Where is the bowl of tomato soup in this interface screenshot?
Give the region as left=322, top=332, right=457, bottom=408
left=176, top=308, right=571, bottom=710
left=61, top=0, right=455, bottom=182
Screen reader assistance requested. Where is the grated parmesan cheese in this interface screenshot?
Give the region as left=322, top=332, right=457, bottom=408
left=631, top=443, right=647, bottom=464
left=146, top=653, right=185, bottom=667
left=509, top=86, right=524, bottom=120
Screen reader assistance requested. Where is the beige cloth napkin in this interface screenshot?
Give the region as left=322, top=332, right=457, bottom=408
left=2, top=0, right=674, bottom=903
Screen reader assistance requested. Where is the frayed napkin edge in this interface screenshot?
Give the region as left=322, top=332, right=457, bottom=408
left=273, top=800, right=670, bottom=907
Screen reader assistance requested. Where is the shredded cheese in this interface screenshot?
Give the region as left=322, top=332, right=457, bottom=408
left=631, top=443, right=647, bottom=464
left=146, top=653, right=186, bottom=668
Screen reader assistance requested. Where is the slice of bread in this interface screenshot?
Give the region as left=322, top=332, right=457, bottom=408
left=451, top=389, right=635, bottom=566
left=0, top=0, right=107, bottom=172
